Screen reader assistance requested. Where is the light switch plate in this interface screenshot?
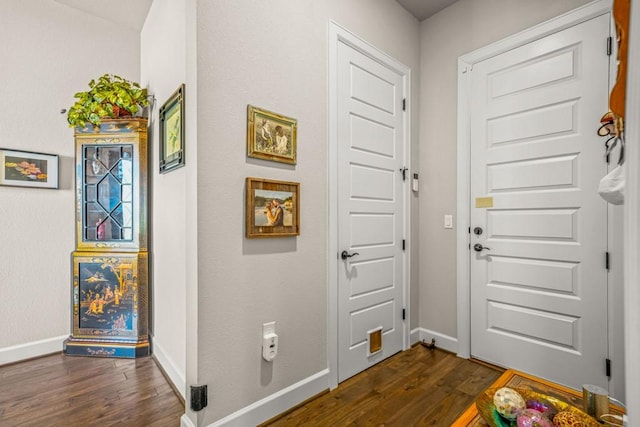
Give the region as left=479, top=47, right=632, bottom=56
left=444, top=214, right=453, bottom=229
left=263, top=321, right=275, bottom=336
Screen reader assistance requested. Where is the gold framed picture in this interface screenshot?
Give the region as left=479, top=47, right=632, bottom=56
left=247, top=105, right=297, bottom=164
left=246, top=177, right=300, bottom=238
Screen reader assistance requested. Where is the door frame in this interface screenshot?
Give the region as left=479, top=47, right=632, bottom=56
left=456, top=0, right=615, bottom=374
left=328, top=20, right=411, bottom=390
left=624, top=0, right=640, bottom=415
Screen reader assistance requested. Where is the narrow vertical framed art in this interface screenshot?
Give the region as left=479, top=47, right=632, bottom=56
left=159, top=84, right=185, bottom=173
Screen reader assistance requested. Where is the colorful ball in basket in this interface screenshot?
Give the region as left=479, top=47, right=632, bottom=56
left=493, top=387, right=526, bottom=420
left=517, top=408, right=554, bottom=427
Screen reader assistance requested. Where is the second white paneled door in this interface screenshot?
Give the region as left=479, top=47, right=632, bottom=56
left=469, top=14, right=611, bottom=390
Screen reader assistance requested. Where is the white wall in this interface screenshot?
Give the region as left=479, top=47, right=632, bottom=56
left=194, top=0, right=419, bottom=423
left=0, top=0, right=140, bottom=362
left=418, top=0, right=593, bottom=341
left=140, top=0, right=188, bottom=399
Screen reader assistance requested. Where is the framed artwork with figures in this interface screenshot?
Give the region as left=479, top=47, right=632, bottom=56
left=246, top=177, right=299, bottom=238
left=247, top=105, right=297, bottom=165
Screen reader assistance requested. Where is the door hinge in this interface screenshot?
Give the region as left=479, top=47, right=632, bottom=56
left=190, top=384, right=208, bottom=412
left=468, top=227, right=471, bottom=234
left=402, top=98, right=406, bottom=111
left=402, top=308, right=406, bottom=320
left=606, top=251, right=610, bottom=271
left=607, top=36, right=613, bottom=56
left=402, top=239, right=406, bottom=251
left=606, top=358, right=611, bottom=377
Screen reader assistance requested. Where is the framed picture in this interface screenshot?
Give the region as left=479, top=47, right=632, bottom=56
left=0, top=148, right=59, bottom=189
left=246, top=177, right=300, bottom=238
left=247, top=105, right=297, bottom=164
left=159, top=84, right=185, bottom=173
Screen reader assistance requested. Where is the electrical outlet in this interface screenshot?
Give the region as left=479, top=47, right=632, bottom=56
left=262, top=321, right=278, bottom=362
left=262, top=333, right=278, bottom=362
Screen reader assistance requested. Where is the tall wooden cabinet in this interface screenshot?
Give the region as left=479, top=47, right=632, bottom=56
left=64, top=119, right=150, bottom=358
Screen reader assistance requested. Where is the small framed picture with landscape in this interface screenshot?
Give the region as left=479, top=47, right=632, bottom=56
left=159, top=84, right=185, bottom=173
left=247, top=105, right=297, bottom=164
left=0, top=148, right=59, bottom=189
left=246, top=177, right=300, bottom=238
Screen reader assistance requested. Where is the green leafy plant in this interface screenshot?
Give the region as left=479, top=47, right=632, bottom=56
left=67, top=74, right=150, bottom=128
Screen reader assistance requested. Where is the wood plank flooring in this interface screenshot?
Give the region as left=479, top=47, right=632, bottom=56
left=0, top=353, right=184, bottom=426
left=0, top=345, right=502, bottom=426
left=262, top=345, right=504, bottom=427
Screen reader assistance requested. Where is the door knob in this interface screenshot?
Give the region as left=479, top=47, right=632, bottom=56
left=473, top=243, right=490, bottom=252
left=341, top=250, right=360, bottom=260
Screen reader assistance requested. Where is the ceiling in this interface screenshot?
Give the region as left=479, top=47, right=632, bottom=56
left=54, top=0, right=153, bottom=32
left=395, top=0, right=459, bottom=21
left=53, top=0, right=456, bottom=33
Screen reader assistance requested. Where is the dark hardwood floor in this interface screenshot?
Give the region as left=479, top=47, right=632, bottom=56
left=263, top=345, right=504, bottom=427
left=0, top=345, right=502, bottom=427
left=0, top=353, right=184, bottom=426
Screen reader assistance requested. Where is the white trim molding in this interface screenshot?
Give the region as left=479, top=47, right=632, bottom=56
left=207, top=369, right=329, bottom=427
left=624, top=0, right=640, bottom=421
left=0, top=335, right=66, bottom=366
left=456, top=0, right=613, bottom=360
left=181, top=414, right=196, bottom=427
left=410, top=327, right=421, bottom=345
left=152, top=338, right=186, bottom=400
left=328, top=20, right=412, bottom=390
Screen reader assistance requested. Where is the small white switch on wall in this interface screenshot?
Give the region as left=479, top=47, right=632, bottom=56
left=444, top=214, right=453, bottom=229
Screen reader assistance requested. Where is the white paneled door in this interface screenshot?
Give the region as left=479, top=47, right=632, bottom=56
left=469, top=15, right=611, bottom=390
left=336, top=36, right=408, bottom=382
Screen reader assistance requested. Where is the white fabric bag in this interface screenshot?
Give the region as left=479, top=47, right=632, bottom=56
left=598, top=164, right=625, bottom=205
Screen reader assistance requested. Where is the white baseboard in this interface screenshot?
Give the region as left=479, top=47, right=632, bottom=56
left=152, top=338, right=186, bottom=400
left=0, top=335, right=67, bottom=366
left=181, top=414, right=196, bottom=427
left=410, top=327, right=421, bottom=345
left=208, top=369, right=329, bottom=427
left=414, top=328, right=458, bottom=354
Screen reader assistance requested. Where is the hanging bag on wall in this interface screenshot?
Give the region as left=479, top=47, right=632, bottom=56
left=599, top=163, right=625, bottom=205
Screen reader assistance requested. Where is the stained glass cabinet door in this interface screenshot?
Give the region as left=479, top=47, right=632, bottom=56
left=73, top=119, right=148, bottom=252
